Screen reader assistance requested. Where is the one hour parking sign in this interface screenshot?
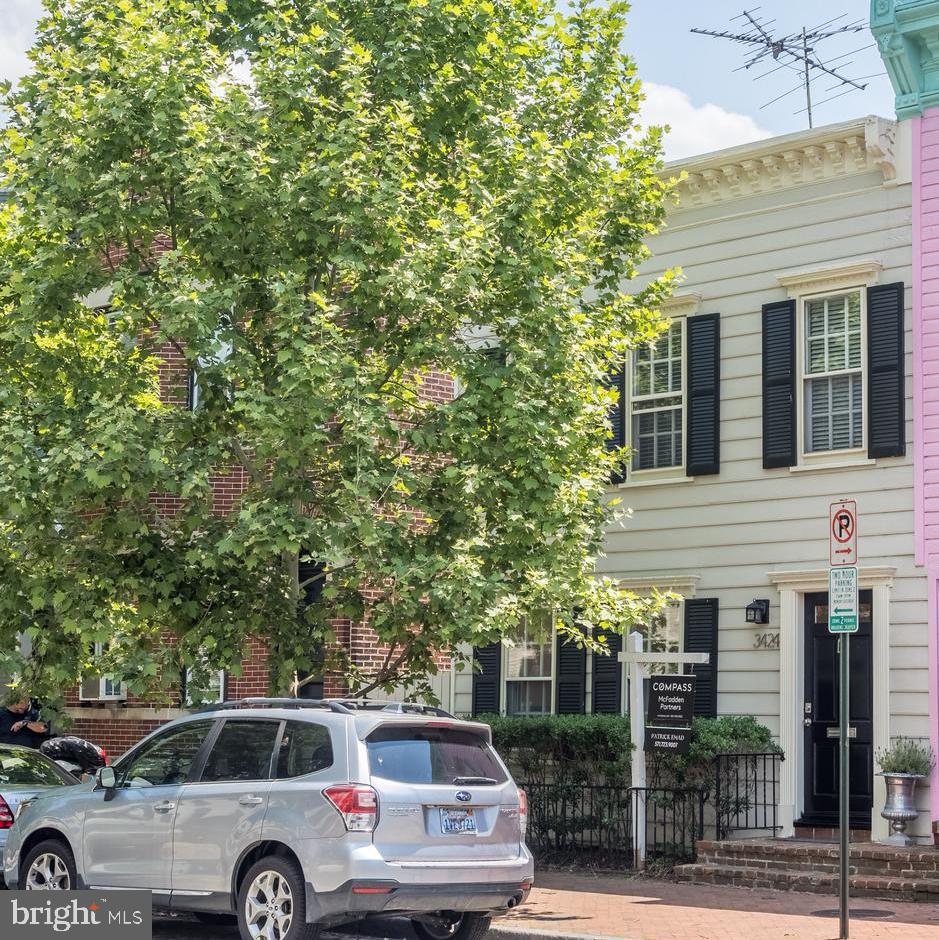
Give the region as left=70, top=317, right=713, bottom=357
left=829, top=565, right=859, bottom=634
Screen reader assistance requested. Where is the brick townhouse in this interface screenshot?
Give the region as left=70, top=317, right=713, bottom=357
left=61, top=303, right=458, bottom=754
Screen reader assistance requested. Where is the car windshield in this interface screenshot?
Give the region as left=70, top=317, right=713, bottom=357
left=366, top=726, right=508, bottom=785
left=0, top=749, right=75, bottom=786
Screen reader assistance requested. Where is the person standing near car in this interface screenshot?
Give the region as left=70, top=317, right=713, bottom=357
left=0, top=699, right=49, bottom=747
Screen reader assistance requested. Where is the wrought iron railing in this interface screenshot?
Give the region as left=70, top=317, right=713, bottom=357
left=521, top=782, right=707, bottom=869
left=714, top=751, right=783, bottom=840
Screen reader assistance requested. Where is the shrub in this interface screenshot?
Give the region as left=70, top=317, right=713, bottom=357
left=476, top=713, right=781, bottom=789
left=478, top=713, right=632, bottom=789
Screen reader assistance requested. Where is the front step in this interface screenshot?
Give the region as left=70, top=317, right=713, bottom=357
left=677, top=839, right=939, bottom=902
left=793, top=824, right=871, bottom=843
left=675, top=862, right=939, bottom=902
left=696, top=839, right=939, bottom=876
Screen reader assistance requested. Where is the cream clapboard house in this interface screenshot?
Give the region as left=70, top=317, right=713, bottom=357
left=450, top=115, right=930, bottom=841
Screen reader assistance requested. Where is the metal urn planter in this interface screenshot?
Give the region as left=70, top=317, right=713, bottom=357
left=879, top=773, right=925, bottom=846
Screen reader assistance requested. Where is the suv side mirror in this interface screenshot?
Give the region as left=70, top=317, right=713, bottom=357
left=96, top=766, right=116, bottom=797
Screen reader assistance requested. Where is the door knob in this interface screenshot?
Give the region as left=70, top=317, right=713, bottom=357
left=154, top=801, right=176, bottom=813
left=239, top=795, right=264, bottom=806
left=803, top=717, right=812, bottom=727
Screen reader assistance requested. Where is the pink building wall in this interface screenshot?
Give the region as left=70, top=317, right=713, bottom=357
left=912, top=112, right=939, bottom=823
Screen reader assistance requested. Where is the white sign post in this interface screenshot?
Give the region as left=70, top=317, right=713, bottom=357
left=619, top=631, right=709, bottom=867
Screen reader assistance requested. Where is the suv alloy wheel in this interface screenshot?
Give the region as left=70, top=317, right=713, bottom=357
left=237, top=855, right=320, bottom=940
left=21, top=839, right=76, bottom=891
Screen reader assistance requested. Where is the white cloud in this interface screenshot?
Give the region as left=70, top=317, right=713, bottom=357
left=0, top=0, right=44, bottom=88
left=642, top=82, right=773, bottom=162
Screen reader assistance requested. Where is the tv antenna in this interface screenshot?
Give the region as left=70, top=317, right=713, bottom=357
left=691, top=9, right=873, bottom=128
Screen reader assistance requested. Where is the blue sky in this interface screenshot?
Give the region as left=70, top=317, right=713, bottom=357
left=0, top=0, right=898, bottom=160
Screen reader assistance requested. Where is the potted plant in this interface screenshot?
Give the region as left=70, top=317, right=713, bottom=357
left=876, top=737, right=935, bottom=846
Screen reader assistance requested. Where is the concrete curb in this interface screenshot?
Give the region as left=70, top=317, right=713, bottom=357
left=490, top=926, right=633, bottom=940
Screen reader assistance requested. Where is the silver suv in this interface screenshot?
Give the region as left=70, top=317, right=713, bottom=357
left=3, top=699, right=533, bottom=940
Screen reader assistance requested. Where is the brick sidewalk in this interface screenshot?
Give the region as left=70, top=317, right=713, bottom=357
left=498, top=871, right=939, bottom=940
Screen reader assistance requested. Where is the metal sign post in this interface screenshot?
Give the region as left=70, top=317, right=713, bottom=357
left=829, top=499, right=859, bottom=940
left=839, top=633, right=850, bottom=940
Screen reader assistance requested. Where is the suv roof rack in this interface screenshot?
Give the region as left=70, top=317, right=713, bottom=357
left=329, top=699, right=456, bottom=719
left=197, top=697, right=455, bottom=719
left=197, top=698, right=354, bottom=715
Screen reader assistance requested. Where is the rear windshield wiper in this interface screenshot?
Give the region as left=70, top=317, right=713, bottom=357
left=453, top=776, right=498, bottom=785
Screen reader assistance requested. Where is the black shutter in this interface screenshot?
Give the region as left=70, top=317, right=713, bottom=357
left=684, top=598, right=719, bottom=718
left=867, top=282, right=906, bottom=458
left=686, top=313, right=721, bottom=476
left=605, top=361, right=627, bottom=483
left=555, top=636, right=586, bottom=714
left=472, top=643, right=502, bottom=715
left=762, top=300, right=797, bottom=469
left=480, top=344, right=507, bottom=366
left=592, top=632, right=622, bottom=714
left=298, top=557, right=325, bottom=607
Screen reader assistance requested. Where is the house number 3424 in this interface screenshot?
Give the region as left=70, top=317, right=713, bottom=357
left=754, top=633, right=780, bottom=650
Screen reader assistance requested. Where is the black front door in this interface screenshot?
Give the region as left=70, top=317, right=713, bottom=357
left=802, top=590, right=873, bottom=827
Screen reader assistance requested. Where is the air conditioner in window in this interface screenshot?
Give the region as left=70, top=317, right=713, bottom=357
left=79, top=676, right=126, bottom=702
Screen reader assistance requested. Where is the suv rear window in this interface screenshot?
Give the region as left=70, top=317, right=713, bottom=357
left=366, top=726, right=508, bottom=785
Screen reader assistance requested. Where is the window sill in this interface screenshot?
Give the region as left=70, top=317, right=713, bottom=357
left=789, top=457, right=876, bottom=473
left=617, top=474, right=696, bottom=489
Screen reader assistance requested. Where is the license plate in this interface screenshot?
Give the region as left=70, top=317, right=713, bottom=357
left=440, top=807, right=477, bottom=834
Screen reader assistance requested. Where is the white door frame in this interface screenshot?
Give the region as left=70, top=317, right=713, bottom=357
left=767, top=566, right=895, bottom=839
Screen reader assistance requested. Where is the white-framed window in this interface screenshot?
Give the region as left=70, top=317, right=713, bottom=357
left=621, top=318, right=687, bottom=479
left=801, top=290, right=864, bottom=456
left=79, top=642, right=127, bottom=702
left=183, top=665, right=226, bottom=706
left=189, top=337, right=234, bottom=411
left=503, top=612, right=555, bottom=716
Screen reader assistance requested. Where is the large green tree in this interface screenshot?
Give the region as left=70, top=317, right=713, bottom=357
left=0, top=0, right=673, bottom=706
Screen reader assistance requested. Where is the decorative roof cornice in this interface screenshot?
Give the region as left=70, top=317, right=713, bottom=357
left=666, top=117, right=897, bottom=210
left=871, top=0, right=939, bottom=120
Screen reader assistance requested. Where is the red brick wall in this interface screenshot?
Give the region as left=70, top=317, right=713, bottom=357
left=66, top=717, right=166, bottom=757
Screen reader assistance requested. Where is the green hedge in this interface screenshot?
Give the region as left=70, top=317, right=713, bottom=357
left=475, top=713, right=781, bottom=790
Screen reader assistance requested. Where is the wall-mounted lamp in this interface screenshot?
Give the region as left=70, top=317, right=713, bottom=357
left=746, top=599, right=770, bottom=625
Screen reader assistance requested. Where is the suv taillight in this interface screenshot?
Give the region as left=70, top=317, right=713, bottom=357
left=323, top=785, right=378, bottom=832
left=0, top=796, right=13, bottom=829
left=518, top=788, right=528, bottom=840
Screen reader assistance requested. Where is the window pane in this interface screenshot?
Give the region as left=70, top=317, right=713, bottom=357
left=632, top=406, right=682, bottom=470
left=367, top=727, right=508, bottom=784
left=630, top=321, right=683, bottom=471
left=670, top=323, right=682, bottom=357
left=506, top=680, right=552, bottom=716
left=805, top=373, right=862, bottom=453
left=275, top=721, right=333, bottom=778
left=653, top=361, right=669, bottom=393
left=506, top=613, right=553, bottom=679
left=120, top=720, right=214, bottom=788
left=828, top=333, right=845, bottom=371
left=807, top=337, right=826, bottom=373
left=0, top=749, right=75, bottom=786
left=201, top=720, right=280, bottom=782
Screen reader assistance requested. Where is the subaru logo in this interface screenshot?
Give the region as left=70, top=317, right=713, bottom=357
left=455, top=790, right=472, bottom=803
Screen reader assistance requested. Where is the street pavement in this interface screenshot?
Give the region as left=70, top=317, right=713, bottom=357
left=152, top=871, right=939, bottom=940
